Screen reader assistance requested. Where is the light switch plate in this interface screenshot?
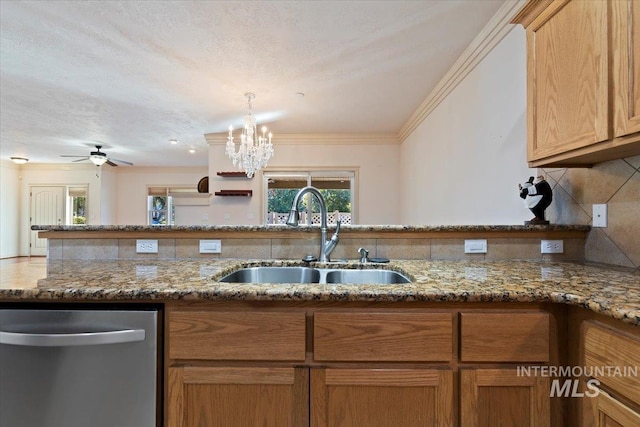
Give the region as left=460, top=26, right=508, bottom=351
left=541, top=240, right=563, bottom=254
left=136, top=239, right=158, bottom=254
left=199, top=239, right=222, bottom=254
left=592, top=204, right=607, bottom=227
left=464, top=239, right=487, bottom=254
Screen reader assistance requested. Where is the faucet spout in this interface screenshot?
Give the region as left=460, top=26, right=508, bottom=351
left=286, top=186, right=340, bottom=262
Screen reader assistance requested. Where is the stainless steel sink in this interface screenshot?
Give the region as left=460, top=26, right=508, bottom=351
left=219, top=267, right=320, bottom=283
left=218, top=266, right=410, bottom=284
left=323, top=269, right=411, bottom=284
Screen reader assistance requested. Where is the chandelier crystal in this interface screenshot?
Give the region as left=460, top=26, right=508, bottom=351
left=225, top=92, right=274, bottom=178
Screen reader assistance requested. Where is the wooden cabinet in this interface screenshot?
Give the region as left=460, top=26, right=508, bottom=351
left=581, top=321, right=640, bottom=427
left=169, top=310, right=306, bottom=361
left=612, top=0, right=640, bottom=137
left=459, top=312, right=552, bottom=426
left=460, top=312, right=550, bottom=362
left=588, top=388, right=640, bottom=427
left=314, top=312, right=453, bottom=362
left=166, top=306, right=554, bottom=427
left=168, top=367, right=308, bottom=427
left=461, top=369, right=550, bottom=427
left=311, top=368, right=454, bottom=427
left=167, top=309, right=307, bottom=427
left=513, top=0, right=640, bottom=167
left=312, top=312, right=454, bottom=426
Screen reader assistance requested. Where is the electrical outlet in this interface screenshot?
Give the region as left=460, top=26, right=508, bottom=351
left=541, top=239, right=564, bottom=254
left=592, top=204, right=607, bottom=227
left=199, top=239, right=222, bottom=254
left=136, top=239, right=158, bottom=254
left=464, top=239, right=487, bottom=254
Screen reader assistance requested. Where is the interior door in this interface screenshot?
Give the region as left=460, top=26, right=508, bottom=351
left=30, top=186, right=64, bottom=256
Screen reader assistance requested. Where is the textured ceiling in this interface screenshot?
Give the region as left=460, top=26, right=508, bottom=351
left=0, top=0, right=504, bottom=167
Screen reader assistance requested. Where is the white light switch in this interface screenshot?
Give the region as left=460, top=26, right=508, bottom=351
left=464, top=239, right=487, bottom=254
left=592, top=204, right=607, bottom=227
left=199, top=239, right=222, bottom=254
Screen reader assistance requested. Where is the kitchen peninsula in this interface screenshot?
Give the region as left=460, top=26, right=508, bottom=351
left=2, top=224, right=639, bottom=426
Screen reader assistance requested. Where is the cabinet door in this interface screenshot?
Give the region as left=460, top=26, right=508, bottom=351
left=461, top=368, right=550, bottom=427
left=311, top=368, right=453, bottom=427
left=526, top=0, right=610, bottom=162
left=168, top=366, right=308, bottom=427
left=612, top=0, right=640, bottom=137
left=587, top=388, right=640, bottom=427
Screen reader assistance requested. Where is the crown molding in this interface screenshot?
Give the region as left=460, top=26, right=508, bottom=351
left=1, top=159, right=23, bottom=170
left=205, top=132, right=399, bottom=145
left=398, top=0, right=527, bottom=142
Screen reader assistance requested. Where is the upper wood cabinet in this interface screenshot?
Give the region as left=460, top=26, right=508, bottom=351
left=513, top=0, right=640, bottom=167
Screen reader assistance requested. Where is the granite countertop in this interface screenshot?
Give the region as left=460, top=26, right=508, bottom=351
left=1, top=259, right=638, bottom=325
left=31, top=224, right=592, bottom=233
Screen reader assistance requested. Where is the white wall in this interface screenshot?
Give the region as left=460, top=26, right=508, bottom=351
left=399, top=27, right=535, bottom=225
left=115, top=167, right=209, bottom=225
left=0, top=161, right=22, bottom=258
left=100, top=167, right=118, bottom=225
left=209, top=141, right=401, bottom=225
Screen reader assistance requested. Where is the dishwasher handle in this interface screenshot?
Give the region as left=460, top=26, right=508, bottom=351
left=0, top=328, right=145, bottom=347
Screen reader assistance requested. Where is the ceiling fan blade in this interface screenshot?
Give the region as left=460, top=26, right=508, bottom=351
left=110, top=157, right=134, bottom=166
left=106, top=160, right=118, bottom=167
left=60, top=155, right=88, bottom=158
left=72, top=157, right=89, bottom=162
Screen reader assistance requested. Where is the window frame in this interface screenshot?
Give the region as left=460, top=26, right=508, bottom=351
left=262, top=168, right=358, bottom=225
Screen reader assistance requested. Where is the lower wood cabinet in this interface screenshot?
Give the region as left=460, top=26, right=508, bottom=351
left=167, top=366, right=309, bottom=427
left=311, top=368, right=453, bottom=427
left=460, top=369, right=550, bottom=427
left=587, top=388, right=640, bottom=427
left=165, top=306, right=561, bottom=426
left=581, top=321, right=640, bottom=427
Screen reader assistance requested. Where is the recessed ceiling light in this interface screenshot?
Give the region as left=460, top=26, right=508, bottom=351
left=170, top=139, right=178, bottom=145
left=10, top=156, right=29, bottom=164
left=188, top=148, right=196, bottom=154
left=296, top=92, right=305, bottom=97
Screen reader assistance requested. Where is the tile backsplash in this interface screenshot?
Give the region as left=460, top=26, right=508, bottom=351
left=542, top=155, right=640, bottom=270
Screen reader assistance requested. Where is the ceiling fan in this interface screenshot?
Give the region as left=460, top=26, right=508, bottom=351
left=60, top=145, right=133, bottom=167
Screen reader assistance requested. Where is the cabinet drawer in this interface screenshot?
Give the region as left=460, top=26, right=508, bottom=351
left=583, top=321, right=640, bottom=406
left=169, top=311, right=306, bottom=361
left=314, top=312, right=453, bottom=362
left=460, top=312, right=549, bottom=362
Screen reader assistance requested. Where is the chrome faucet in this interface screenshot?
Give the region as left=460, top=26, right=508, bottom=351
left=286, top=186, right=341, bottom=262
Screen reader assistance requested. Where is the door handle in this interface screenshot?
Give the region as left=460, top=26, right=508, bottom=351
left=0, top=329, right=145, bottom=347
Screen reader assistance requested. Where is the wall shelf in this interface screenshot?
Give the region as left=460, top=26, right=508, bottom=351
left=217, top=171, right=251, bottom=178
left=214, top=190, right=253, bottom=197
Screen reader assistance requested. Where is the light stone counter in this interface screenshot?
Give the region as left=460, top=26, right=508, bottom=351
left=1, top=259, right=638, bottom=326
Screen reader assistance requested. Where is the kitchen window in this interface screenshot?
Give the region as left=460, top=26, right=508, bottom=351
left=263, top=170, right=356, bottom=225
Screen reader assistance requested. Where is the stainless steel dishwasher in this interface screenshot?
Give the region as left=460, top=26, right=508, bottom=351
left=0, top=307, right=159, bottom=427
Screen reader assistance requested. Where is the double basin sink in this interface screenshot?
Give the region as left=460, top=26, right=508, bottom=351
left=219, top=266, right=411, bottom=284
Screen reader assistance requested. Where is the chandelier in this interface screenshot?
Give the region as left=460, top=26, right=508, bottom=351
left=225, top=92, right=274, bottom=178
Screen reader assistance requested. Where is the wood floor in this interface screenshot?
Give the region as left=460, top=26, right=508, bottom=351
left=0, top=257, right=47, bottom=288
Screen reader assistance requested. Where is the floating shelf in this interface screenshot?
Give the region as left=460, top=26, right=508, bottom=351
left=217, top=171, right=251, bottom=178
left=214, top=190, right=253, bottom=197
